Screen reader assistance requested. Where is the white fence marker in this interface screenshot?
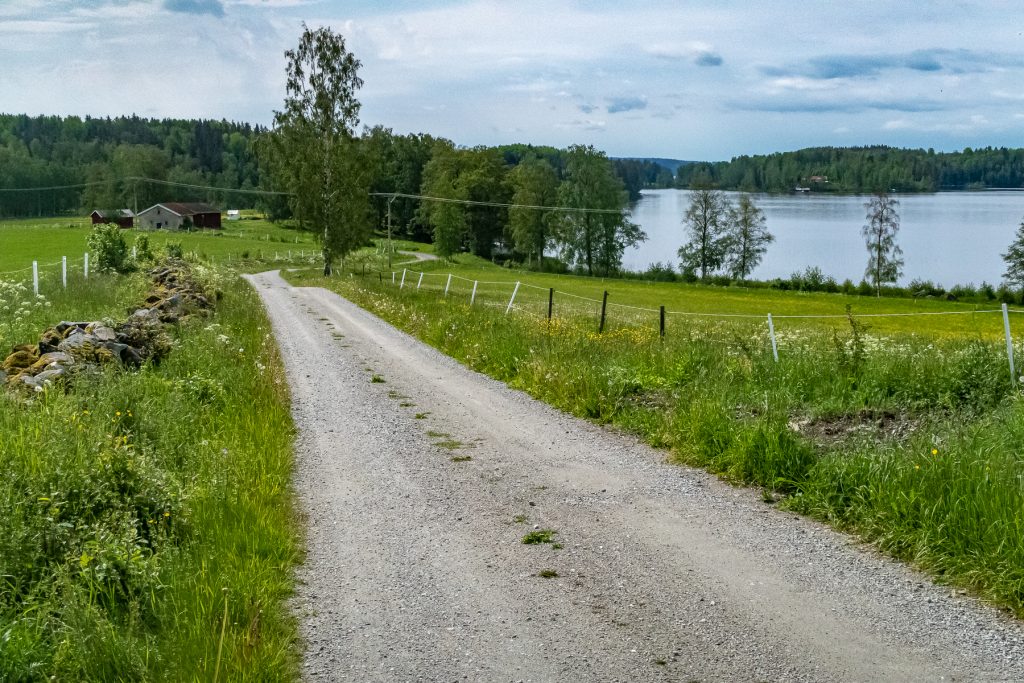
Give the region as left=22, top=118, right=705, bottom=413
left=444, top=273, right=452, bottom=297
left=84, top=253, right=89, bottom=279
left=132, top=246, right=137, bottom=260
left=416, top=272, right=424, bottom=290
left=767, top=313, right=779, bottom=362
left=62, top=256, right=67, bottom=288
left=32, top=261, right=38, bottom=296
left=1003, top=303, right=1016, bottom=386
left=400, top=269, right=407, bottom=289
left=392, top=272, right=396, bottom=285
left=470, top=280, right=478, bottom=306
left=506, top=281, right=521, bottom=315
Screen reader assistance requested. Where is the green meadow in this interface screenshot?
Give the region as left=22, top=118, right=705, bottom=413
left=0, top=215, right=317, bottom=274
left=377, top=253, right=1018, bottom=339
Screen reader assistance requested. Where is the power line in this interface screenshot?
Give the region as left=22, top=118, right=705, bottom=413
left=0, top=176, right=289, bottom=196
left=372, top=192, right=625, bottom=215
left=0, top=178, right=624, bottom=213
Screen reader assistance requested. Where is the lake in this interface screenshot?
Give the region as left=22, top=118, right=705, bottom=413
left=625, top=189, right=1024, bottom=287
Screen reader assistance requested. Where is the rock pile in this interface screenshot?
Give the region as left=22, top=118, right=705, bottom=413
left=1, top=259, right=214, bottom=392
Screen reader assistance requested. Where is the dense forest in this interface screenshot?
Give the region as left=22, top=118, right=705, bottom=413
left=676, top=145, right=1024, bottom=193
left=0, top=114, right=264, bottom=217
left=0, top=114, right=672, bottom=220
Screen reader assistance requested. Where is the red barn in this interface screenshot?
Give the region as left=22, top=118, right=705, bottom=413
left=90, top=209, right=135, bottom=228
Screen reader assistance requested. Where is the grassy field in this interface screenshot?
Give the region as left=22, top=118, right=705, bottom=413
left=372, top=254, right=1019, bottom=339
left=0, top=215, right=317, bottom=274
left=289, top=257, right=1024, bottom=617
left=0, top=261, right=300, bottom=679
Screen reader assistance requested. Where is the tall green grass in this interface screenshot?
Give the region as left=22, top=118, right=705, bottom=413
left=296, top=273, right=1024, bottom=615
left=0, top=268, right=300, bottom=679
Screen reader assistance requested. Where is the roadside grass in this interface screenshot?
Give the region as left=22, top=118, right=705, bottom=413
left=291, top=269, right=1024, bottom=616
left=0, top=268, right=300, bottom=679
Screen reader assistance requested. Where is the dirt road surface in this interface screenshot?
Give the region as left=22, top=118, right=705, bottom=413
left=246, top=270, right=1024, bottom=682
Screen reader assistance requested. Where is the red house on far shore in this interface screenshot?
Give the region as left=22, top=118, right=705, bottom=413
left=90, top=209, right=135, bottom=228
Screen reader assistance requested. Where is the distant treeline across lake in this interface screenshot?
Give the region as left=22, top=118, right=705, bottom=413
left=627, top=189, right=1024, bottom=288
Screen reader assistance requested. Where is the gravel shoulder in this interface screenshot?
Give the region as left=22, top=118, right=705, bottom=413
left=246, top=270, right=1024, bottom=682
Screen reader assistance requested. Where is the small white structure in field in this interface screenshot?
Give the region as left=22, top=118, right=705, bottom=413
left=227, top=209, right=241, bottom=221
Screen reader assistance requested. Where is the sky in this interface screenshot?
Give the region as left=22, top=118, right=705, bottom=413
left=2, top=0, right=1024, bottom=161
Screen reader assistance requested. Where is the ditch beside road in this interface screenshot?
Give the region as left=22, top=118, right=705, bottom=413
left=247, top=269, right=1024, bottom=682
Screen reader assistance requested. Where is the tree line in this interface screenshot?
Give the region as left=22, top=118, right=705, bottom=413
left=0, top=114, right=264, bottom=217
left=676, top=145, right=1024, bottom=193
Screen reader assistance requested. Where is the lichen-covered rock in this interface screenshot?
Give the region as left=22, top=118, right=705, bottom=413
left=30, top=352, right=74, bottom=371
left=3, top=348, right=38, bottom=371
left=88, top=324, right=117, bottom=342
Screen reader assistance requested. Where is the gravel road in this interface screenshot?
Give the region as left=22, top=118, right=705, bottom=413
left=246, top=270, right=1024, bottom=682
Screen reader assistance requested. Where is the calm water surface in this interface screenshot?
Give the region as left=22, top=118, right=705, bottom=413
left=625, top=190, right=1024, bottom=287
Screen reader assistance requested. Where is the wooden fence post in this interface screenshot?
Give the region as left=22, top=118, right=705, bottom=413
left=598, top=290, right=608, bottom=333
left=548, top=288, right=554, bottom=321
left=768, top=313, right=779, bottom=362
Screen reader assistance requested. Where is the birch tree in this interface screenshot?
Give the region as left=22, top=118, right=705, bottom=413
left=863, top=192, right=903, bottom=296
left=264, top=25, right=371, bottom=275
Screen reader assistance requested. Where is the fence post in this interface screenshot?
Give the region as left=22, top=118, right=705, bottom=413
left=416, top=272, right=424, bottom=290
left=548, top=288, right=554, bottom=321
left=505, top=281, right=521, bottom=315
left=32, top=261, right=38, bottom=296
left=444, top=273, right=452, bottom=297
left=598, top=290, right=608, bottom=333
left=84, top=253, right=89, bottom=279
left=392, top=272, right=396, bottom=285
left=1003, top=303, right=1016, bottom=386
left=400, top=269, right=407, bottom=289
left=767, top=313, right=779, bottom=363
left=62, top=256, right=67, bottom=288
left=470, top=280, right=478, bottom=306
left=660, top=305, right=665, bottom=339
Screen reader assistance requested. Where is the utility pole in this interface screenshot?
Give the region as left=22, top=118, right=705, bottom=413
left=387, top=194, right=396, bottom=270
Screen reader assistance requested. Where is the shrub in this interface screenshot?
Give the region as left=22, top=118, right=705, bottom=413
left=133, top=234, right=154, bottom=263
left=86, top=223, right=130, bottom=274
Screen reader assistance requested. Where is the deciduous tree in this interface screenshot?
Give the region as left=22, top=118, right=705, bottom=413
left=263, top=24, right=371, bottom=275
left=678, top=187, right=731, bottom=279
left=558, top=145, right=644, bottom=277
left=1001, top=217, right=1024, bottom=286
left=726, top=193, right=773, bottom=280
left=508, top=156, right=559, bottom=266
left=419, top=141, right=467, bottom=259
left=863, top=192, right=903, bottom=296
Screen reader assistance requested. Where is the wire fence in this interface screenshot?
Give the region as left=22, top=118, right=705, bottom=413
left=0, top=255, right=91, bottom=296
left=386, top=266, right=1024, bottom=385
